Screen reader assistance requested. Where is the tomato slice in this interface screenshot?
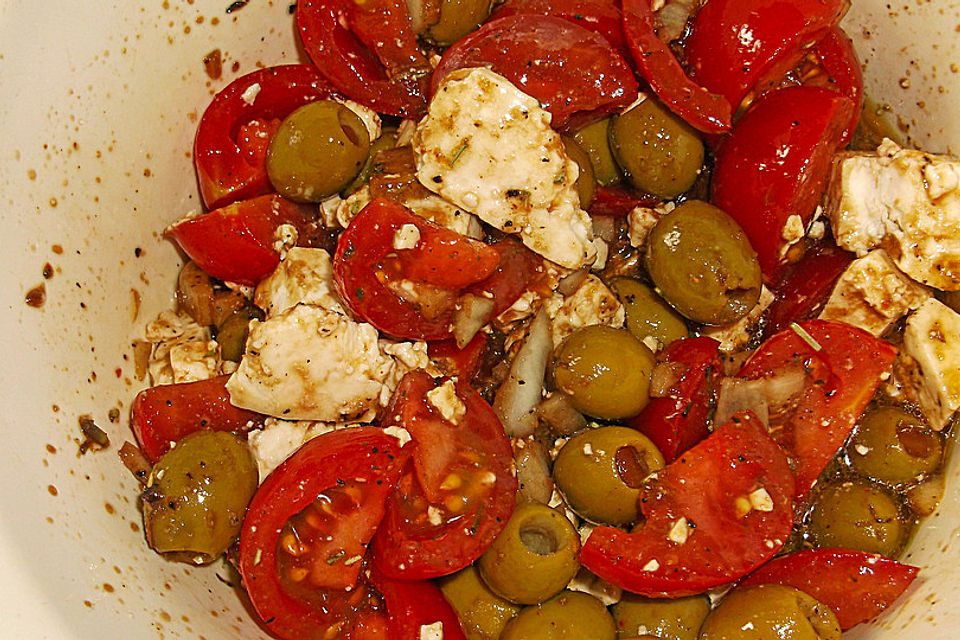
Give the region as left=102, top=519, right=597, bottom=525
left=738, top=548, right=919, bottom=630
left=684, top=0, right=848, bottom=112
left=763, top=242, right=854, bottom=340
left=297, top=0, right=430, bottom=118
left=626, top=337, right=723, bottom=463
left=489, top=0, right=628, bottom=58
left=333, top=198, right=500, bottom=340
left=467, top=237, right=543, bottom=317
left=371, top=371, right=517, bottom=579
left=710, top=86, right=854, bottom=277
left=432, top=15, right=638, bottom=129
left=428, top=333, right=489, bottom=382
left=166, top=194, right=321, bottom=286
left=802, top=26, right=864, bottom=147
left=581, top=412, right=795, bottom=597
left=238, top=427, right=410, bottom=640
left=368, top=569, right=468, bottom=640
left=620, top=0, right=731, bottom=134
left=131, top=375, right=265, bottom=462
left=194, top=65, right=339, bottom=210
left=737, top=320, right=898, bottom=500
left=587, top=185, right=659, bottom=218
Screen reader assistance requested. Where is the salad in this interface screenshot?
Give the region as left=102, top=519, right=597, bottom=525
left=120, top=0, right=960, bottom=638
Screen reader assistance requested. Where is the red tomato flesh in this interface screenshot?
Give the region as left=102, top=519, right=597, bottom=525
left=581, top=412, right=795, bottom=597
left=489, top=0, right=628, bottom=58
left=738, top=547, right=919, bottom=630
left=369, top=568, right=468, bottom=640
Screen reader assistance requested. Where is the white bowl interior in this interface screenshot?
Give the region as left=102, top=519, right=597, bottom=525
left=1, top=1, right=958, bottom=637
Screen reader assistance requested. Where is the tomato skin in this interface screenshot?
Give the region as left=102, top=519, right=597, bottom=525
left=711, top=86, right=854, bottom=277
left=489, top=0, right=627, bottom=57
left=587, top=185, right=659, bottom=218
left=738, top=548, right=919, bottom=630
left=371, top=371, right=517, bottom=579
left=467, top=237, right=543, bottom=317
left=368, top=569, right=467, bottom=640
left=626, top=337, right=723, bottom=463
left=333, top=199, right=500, bottom=340
left=581, top=412, right=795, bottom=597
left=684, top=0, right=848, bottom=112
left=238, top=428, right=410, bottom=640
left=763, top=241, right=854, bottom=340
left=738, top=320, right=897, bottom=500
left=297, top=0, right=429, bottom=118
left=428, top=333, right=489, bottom=382
left=194, top=65, right=339, bottom=210
left=166, top=194, right=320, bottom=286
left=432, top=15, right=638, bottom=129
left=620, top=0, right=731, bottom=134
left=131, top=375, right=264, bottom=462
left=804, top=27, right=864, bottom=147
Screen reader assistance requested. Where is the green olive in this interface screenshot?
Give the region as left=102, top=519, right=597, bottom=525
left=804, top=478, right=910, bottom=558
left=439, top=564, right=521, bottom=640
left=425, top=0, right=493, bottom=46
left=610, top=98, right=705, bottom=199
left=553, top=426, right=665, bottom=526
left=141, top=431, right=259, bottom=563
left=847, top=406, right=943, bottom=487
left=644, top=200, right=762, bottom=325
left=699, top=585, right=841, bottom=640
left=342, top=127, right=396, bottom=195
left=216, top=304, right=264, bottom=362
left=501, top=591, right=617, bottom=640
left=552, top=326, right=656, bottom=420
left=608, top=277, right=689, bottom=349
left=572, top=117, right=622, bottom=186
left=613, top=592, right=710, bottom=640
left=478, top=502, right=580, bottom=605
left=563, top=135, right=597, bottom=208
left=266, top=100, right=370, bottom=202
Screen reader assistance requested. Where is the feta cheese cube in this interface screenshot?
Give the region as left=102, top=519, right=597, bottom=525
left=551, top=274, right=625, bottom=346
left=254, top=247, right=345, bottom=317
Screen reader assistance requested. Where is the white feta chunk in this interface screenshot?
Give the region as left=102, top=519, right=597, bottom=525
left=414, top=67, right=597, bottom=269
left=425, top=378, right=467, bottom=424
left=254, top=247, right=345, bottom=317
left=826, top=139, right=960, bottom=290
left=393, top=223, right=422, bottom=250
left=701, top=286, right=774, bottom=353
left=550, top=274, right=625, bottom=346
left=419, top=621, right=443, bottom=640
left=819, top=249, right=931, bottom=336
left=144, top=310, right=224, bottom=385
left=247, top=418, right=342, bottom=481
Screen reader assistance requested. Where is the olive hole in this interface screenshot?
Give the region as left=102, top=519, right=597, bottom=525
left=519, top=521, right=560, bottom=556
left=338, top=111, right=361, bottom=146
left=615, top=445, right=650, bottom=489
left=897, top=424, right=938, bottom=459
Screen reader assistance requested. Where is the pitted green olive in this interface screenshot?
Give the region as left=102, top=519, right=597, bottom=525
left=425, top=0, right=494, bottom=46
left=563, top=135, right=597, bottom=208
left=613, top=592, right=710, bottom=640
left=216, top=304, right=264, bottom=362
left=645, top=200, right=762, bottom=325
left=142, top=430, right=259, bottom=563
left=553, top=426, right=664, bottom=526
left=804, top=477, right=910, bottom=558
left=608, top=276, right=689, bottom=349
left=572, top=117, right=622, bottom=186
left=610, top=98, right=705, bottom=199
left=478, top=502, right=580, bottom=605
left=440, top=564, right=521, bottom=639
left=698, top=584, right=841, bottom=640
left=847, top=406, right=943, bottom=487
left=551, top=326, right=656, bottom=420
left=500, top=591, right=617, bottom=640
left=266, top=99, right=370, bottom=202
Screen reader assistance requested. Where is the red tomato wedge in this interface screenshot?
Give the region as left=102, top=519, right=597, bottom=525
left=194, top=65, right=339, bottom=210
left=371, top=371, right=517, bottom=579
left=466, top=237, right=543, bottom=318
left=587, top=185, right=658, bottom=218
left=490, top=0, right=627, bottom=57
left=626, top=337, right=723, bottom=463
left=238, top=428, right=410, bottom=640
left=738, top=548, right=919, bottom=630
left=737, top=320, right=898, bottom=500
left=620, top=0, right=731, bottom=134
left=711, top=86, right=855, bottom=277
left=763, top=242, right=854, bottom=340
left=166, top=194, right=321, bottom=286
left=684, top=0, right=848, bottom=112
left=297, top=0, right=430, bottom=118
left=803, top=26, right=864, bottom=147
left=428, top=332, right=489, bottom=382
left=333, top=198, right=500, bottom=340
left=432, top=15, right=638, bottom=129
left=369, top=569, right=468, bottom=640
left=581, top=412, right=795, bottom=598
left=130, top=375, right=264, bottom=462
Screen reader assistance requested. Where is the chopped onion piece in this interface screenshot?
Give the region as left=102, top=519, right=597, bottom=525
left=537, top=393, right=588, bottom=436
left=453, top=292, right=495, bottom=348
left=177, top=261, right=218, bottom=326
left=514, top=437, right=554, bottom=504
left=655, top=0, right=698, bottom=42
left=557, top=268, right=589, bottom=296
left=493, top=310, right=552, bottom=437
left=649, top=361, right=687, bottom=398
left=715, top=367, right=806, bottom=427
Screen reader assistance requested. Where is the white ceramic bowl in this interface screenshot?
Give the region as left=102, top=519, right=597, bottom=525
left=1, top=1, right=958, bottom=637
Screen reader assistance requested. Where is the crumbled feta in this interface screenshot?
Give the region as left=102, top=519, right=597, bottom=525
left=667, top=517, right=691, bottom=544
left=382, top=425, right=412, bottom=446
left=272, top=223, right=299, bottom=260
left=393, top=223, right=422, bottom=250
left=415, top=67, right=597, bottom=269
left=701, top=286, right=774, bottom=353
left=819, top=249, right=930, bottom=336
left=748, top=487, right=774, bottom=512
left=642, top=559, right=660, bottom=572
left=627, top=202, right=673, bottom=248
left=337, top=99, right=382, bottom=142
left=826, top=139, right=960, bottom=290
left=247, top=418, right=342, bottom=481
left=240, top=82, right=261, bottom=106
left=144, top=310, right=224, bottom=385
left=419, top=621, right=443, bottom=640
left=425, top=379, right=467, bottom=424
left=254, top=247, right=345, bottom=317
left=551, top=274, right=625, bottom=346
